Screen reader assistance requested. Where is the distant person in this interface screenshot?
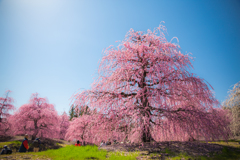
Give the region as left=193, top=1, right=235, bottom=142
left=0, top=145, right=12, bottom=155
left=100, top=140, right=106, bottom=147
left=75, top=140, right=81, bottom=146
left=19, top=134, right=29, bottom=152
left=32, top=138, right=41, bottom=152
left=106, top=139, right=111, bottom=145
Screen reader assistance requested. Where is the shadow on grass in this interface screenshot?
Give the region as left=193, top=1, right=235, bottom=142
left=1, top=140, right=240, bottom=160
left=101, top=140, right=240, bottom=160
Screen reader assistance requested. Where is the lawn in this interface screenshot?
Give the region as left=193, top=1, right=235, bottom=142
left=36, top=145, right=139, bottom=160
left=0, top=141, right=21, bottom=148
left=0, top=145, right=139, bottom=160
left=0, top=140, right=240, bottom=160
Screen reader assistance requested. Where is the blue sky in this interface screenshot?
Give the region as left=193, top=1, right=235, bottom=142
left=0, top=0, right=239, bottom=114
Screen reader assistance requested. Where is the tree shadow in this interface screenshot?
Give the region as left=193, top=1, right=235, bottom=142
left=101, top=141, right=240, bottom=158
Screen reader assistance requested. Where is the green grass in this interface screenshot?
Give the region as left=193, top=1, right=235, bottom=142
left=108, top=151, right=139, bottom=160
left=167, top=146, right=240, bottom=160
left=0, top=141, right=21, bottom=148
left=208, top=141, right=240, bottom=148
left=35, top=142, right=240, bottom=160
left=210, top=146, right=240, bottom=160
left=1, top=139, right=240, bottom=160
left=170, top=152, right=194, bottom=160
left=163, top=147, right=175, bottom=155
left=36, top=145, right=107, bottom=160
left=35, top=145, right=139, bottom=160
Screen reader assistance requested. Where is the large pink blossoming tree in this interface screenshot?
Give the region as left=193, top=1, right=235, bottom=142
left=11, top=93, right=59, bottom=140
left=73, top=23, right=230, bottom=143
left=0, top=90, right=14, bottom=136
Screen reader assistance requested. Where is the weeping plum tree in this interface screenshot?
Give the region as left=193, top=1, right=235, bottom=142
left=223, top=81, right=240, bottom=136
left=59, top=112, right=69, bottom=140
left=0, top=90, right=14, bottom=136
left=66, top=114, right=125, bottom=145
left=73, top=23, right=230, bottom=143
left=11, top=93, right=59, bottom=140
left=65, top=115, right=94, bottom=144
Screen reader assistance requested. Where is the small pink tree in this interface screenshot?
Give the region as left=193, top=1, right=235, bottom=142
left=65, top=115, right=94, bottom=144
left=0, top=90, right=14, bottom=136
left=73, top=23, right=230, bottom=143
left=11, top=93, right=59, bottom=140
left=66, top=114, right=125, bottom=145
left=59, top=112, right=69, bottom=140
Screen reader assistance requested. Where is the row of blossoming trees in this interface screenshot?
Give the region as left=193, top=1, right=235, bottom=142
left=0, top=92, right=69, bottom=140
left=0, top=24, right=236, bottom=144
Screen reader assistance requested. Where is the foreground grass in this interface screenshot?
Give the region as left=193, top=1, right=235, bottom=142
left=162, top=140, right=240, bottom=160
left=208, top=140, right=240, bottom=148
left=36, top=145, right=138, bottom=160
left=0, top=140, right=21, bottom=148
left=1, top=140, right=240, bottom=160
left=36, top=143, right=240, bottom=160
left=168, top=147, right=240, bottom=160
left=0, top=145, right=139, bottom=160
left=36, top=145, right=107, bottom=159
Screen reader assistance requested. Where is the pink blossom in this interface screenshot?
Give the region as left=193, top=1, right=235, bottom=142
left=10, top=93, right=60, bottom=139
left=71, top=24, right=231, bottom=143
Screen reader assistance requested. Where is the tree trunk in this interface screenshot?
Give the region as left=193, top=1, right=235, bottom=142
left=32, top=120, right=38, bottom=140
left=142, top=125, right=153, bottom=142
left=32, top=134, right=37, bottom=140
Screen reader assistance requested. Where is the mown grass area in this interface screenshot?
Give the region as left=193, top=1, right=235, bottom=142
left=1, top=140, right=240, bottom=159
left=167, top=147, right=240, bottom=160
left=0, top=145, right=139, bottom=160
left=36, top=145, right=139, bottom=160
left=36, top=143, right=240, bottom=160
left=0, top=141, right=21, bottom=148
left=36, top=145, right=107, bottom=160
left=0, top=152, right=51, bottom=160
left=208, top=140, right=240, bottom=148
left=159, top=140, right=240, bottom=160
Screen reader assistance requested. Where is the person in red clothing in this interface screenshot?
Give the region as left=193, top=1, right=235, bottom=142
left=75, top=140, right=81, bottom=146
left=19, top=134, right=29, bottom=152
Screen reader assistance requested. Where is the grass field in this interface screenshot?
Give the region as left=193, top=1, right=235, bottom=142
left=0, top=145, right=139, bottom=160
left=0, top=141, right=21, bottom=148
left=0, top=140, right=240, bottom=159
left=163, top=146, right=240, bottom=160
left=36, top=145, right=138, bottom=160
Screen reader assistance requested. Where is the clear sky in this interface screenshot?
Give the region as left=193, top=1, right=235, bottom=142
left=0, top=0, right=239, bottom=115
